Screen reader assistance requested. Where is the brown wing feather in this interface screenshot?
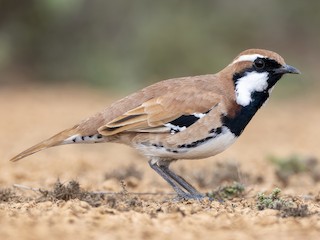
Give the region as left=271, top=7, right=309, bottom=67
left=98, top=90, right=222, bottom=136
left=75, top=74, right=235, bottom=136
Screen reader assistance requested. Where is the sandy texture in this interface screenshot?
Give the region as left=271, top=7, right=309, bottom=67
left=0, top=85, right=320, bottom=240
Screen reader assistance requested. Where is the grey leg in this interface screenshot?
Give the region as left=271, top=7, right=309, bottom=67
left=148, top=160, right=204, bottom=199
left=148, top=160, right=187, bottom=197
left=160, top=165, right=203, bottom=197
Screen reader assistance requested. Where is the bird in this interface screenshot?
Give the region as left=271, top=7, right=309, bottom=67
left=10, top=49, right=300, bottom=199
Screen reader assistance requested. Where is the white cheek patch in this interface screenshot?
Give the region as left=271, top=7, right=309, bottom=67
left=232, top=54, right=265, bottom=65
left=235, top=71, right=269, bottom=106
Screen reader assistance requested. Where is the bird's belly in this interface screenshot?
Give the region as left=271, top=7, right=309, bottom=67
left=136, top=127, right=237, bottom=160
left=179, top=129, right=237, bottom=159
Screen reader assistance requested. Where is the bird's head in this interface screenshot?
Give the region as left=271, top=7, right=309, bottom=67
left=223, top=49, right=300, bottom=107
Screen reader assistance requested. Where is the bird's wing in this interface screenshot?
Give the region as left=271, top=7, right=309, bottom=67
left=98, top=90, right=222, bottom=136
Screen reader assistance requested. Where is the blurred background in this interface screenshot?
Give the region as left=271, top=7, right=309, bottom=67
left=0, top=0, right=318, bottom=94
left=1, top=3, right=320, bottom=238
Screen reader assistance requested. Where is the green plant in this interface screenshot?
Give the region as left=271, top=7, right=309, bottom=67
left=256, top=188, right=310, bottom=218
left=206, top=182, right=245, bottom=200
left=257, top=188, right=292, bottom=210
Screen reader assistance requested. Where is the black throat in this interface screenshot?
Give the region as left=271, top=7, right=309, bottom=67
left=223, top=91, right=269, bottom=136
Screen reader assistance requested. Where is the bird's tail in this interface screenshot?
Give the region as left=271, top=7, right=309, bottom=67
left=10, top=126, right=80, bottom=162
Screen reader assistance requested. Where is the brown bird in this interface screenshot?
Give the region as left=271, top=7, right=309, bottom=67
left=10, top=49, right=300, bottom=199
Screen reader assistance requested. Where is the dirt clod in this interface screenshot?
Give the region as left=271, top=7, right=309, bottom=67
left=0, top=188, right=16, bottom=202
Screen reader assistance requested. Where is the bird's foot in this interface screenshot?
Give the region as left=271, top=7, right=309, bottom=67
left=174, top=193, right=209, bottom=201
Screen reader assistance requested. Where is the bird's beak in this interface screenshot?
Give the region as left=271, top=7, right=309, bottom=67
left=275, top=64, right=301, bottom=74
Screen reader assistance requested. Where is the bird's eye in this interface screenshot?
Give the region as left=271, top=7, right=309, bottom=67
left=254, top=59, right=265, bottom=69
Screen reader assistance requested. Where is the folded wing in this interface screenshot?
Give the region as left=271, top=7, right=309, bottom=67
left=98, top=91, right=222, bottom=135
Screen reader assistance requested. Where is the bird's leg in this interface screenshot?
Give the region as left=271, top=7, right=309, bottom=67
left=148, top=159, right=204, bottom=200
left=148, top=160, right=188, bottom=197
left=159, top=164, right=204, bottom=198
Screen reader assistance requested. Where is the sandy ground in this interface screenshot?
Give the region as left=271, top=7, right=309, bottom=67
left=0, top=84, right=320, bottom=240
